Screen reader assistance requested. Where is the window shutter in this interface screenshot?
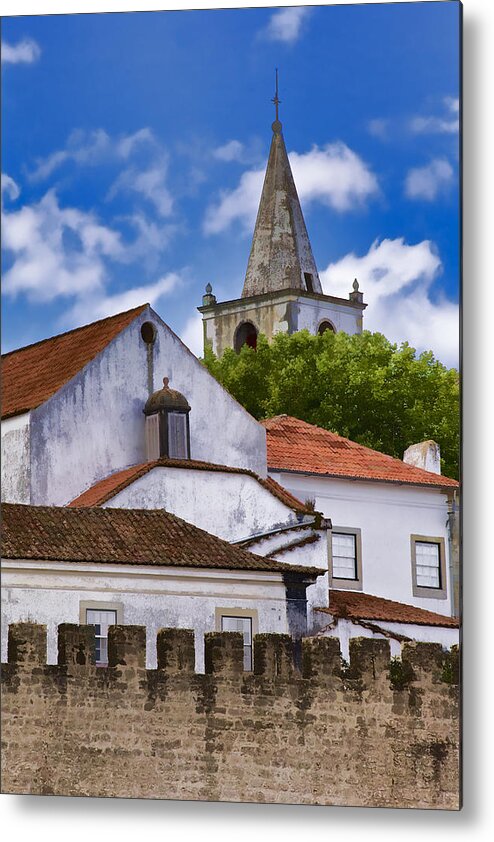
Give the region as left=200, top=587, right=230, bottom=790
left=145, top=413, right=160, bottom=461
left=168, top=412, right=188, bottom=459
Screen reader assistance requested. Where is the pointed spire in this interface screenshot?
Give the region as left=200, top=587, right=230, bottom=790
left=241, top=76, right=322, bottom=299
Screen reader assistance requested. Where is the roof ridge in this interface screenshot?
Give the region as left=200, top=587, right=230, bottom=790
left=1, top=303, right=148, bottom=359
left=68, top=457, right=313, bottom=513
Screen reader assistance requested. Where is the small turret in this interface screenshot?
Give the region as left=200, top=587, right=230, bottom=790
left=143, top=377, right=191, bottom=461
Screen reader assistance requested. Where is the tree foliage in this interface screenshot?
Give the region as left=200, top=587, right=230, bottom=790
left=203, top=330, right=460, bottom=479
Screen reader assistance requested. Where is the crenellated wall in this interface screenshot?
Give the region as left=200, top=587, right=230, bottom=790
left=1, top=623, right=460, bottom=809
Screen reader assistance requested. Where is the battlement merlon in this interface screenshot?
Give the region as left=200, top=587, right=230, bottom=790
left=2, top=623, right=459, bottom=687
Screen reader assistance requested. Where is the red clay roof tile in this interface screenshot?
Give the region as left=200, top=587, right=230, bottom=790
left=317, top=589, right=458, bottom=628
left=262, top=415, right=458, bottom=489
left=1, top=503, right=323, bottom=577
left=68, top=458, right=314, bottom=514
left=1, top=305, right=147, bottom=419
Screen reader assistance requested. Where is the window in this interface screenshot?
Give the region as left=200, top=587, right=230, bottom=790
left=329, top=528, right=362, bottom=590
left=221, top=616, right=253, bottom=670
left=168, top=412, right=188, bottom=459
left=86, top=609, right=117, bottom=665
left=304, top=272, right=314, bottom=293
left=80, top=601, right=123, bottom=665
left=411, top=536, right=447, bottom=599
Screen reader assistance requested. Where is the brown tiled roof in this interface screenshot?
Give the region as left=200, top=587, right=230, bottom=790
left=1, top=503, right=323, bottom=578
left=317, top=590, right=459, bottom=628
left=262, top=415, right=459, bottom=489
left=1, top=305, right=147, bottom=419
left=68, top=458, right=314, bottom=514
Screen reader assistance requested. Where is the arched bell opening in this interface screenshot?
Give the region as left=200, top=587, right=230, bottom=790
left=318, top=320, right=336, bottom=336
left=234, top=321, right=258, bottom=353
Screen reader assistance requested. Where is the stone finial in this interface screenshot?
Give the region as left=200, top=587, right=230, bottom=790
left=349, top=277, right=364, bottom=304
left=202, top=284, right=217, bottom=307
left=162, top=377, right=169, bottom=388
left=403, top=440, right=441, bottom=475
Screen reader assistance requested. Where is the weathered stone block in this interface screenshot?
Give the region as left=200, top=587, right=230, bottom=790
left=58, top=623, right=96, bottom=667
left=157, top=628, right=195, bottom=673
left=7, top=622, right=47, bottom=665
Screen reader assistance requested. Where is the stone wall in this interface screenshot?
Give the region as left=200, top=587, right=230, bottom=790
left=1, top=623, right=460, bottom=809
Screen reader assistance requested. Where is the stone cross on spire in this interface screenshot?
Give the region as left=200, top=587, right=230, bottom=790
left=241, top=73, right=322, bottom=298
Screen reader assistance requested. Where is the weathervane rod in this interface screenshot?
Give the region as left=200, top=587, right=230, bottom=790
left=272, top=67, right=281, bottom=122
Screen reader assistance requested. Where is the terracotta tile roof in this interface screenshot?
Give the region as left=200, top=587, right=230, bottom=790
left=317, top=590, right=459, bottom=628
left=262, top=415, right=459, bottom=489
left=1, top=503, right=323, bottom=578
left=68, top=458, right=314, bottom=514
left=1, top=305, right=147, bottom=419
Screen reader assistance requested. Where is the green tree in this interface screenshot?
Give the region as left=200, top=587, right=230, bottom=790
left=202, top=330, right=460, bottom=479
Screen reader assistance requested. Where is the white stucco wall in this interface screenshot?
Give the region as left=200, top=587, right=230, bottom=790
left=103, top=467, right=330, bottom=615
left=320, top=617, right=459, bottom=661
left=1, top=560, right=290, bottom=672
left=1, top=413, right=31, bottom=504
left=296, top=297, right=363, bottom=336
left=244, top=525, right=330, bottom=616
left=104, top=466, right=300, bottom=542
left=28, top=305, right=267, bottom=506
left=269, top=471, right=453, bottom=616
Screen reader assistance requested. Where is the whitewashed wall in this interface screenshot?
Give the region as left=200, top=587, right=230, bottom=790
left=295, top=297, right=362, bottom=335
left=320, top=617, right=459, bottom=661
left=1, top=413, right=31, bottom=504
left=269, top=472, right=453, bottom=616
left=27, top=305, right=267, bottom=506
left=103, top=467, right=330, bottom=615
left=1, top=560, right=290, bottom=672
left=104, top=466, right=300, bottom=541
left=244, top=525, right=330, bottom=617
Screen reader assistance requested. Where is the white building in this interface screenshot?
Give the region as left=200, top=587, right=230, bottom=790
left=262, top=415, right=459, bottom=657
left=2, top=503, right=323, bottom=671
left=1, top=303, right=267, bottom=508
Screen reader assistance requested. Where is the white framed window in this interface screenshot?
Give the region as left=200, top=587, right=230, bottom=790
left=86, top=609, right=117, bottom=665
left=80, top=601, right=123, bottom=665
left=329, top=528, right=363, bottom=590
left=332, top=533, right=357, bottom=579
left=411, top=536, right=447, bottom=599
left=415, top=542, right=441, bottom=588
left=220, top=615, right=253, bottom=671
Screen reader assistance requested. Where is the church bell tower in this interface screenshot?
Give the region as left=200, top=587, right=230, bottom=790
left=199, top=72, right=366, bottom=356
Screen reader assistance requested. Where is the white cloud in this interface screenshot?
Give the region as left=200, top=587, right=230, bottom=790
left=63, top=273, right=182, bottom=328
left=28, top=127, right=156, bottom=182
left=204, top=142, right=378, bottom=234
left=262, top=8, right=310, bottom=44
left=2, top=189, right=124, bottom=302
left=213, top=140, right=245, bottom=162
left=405, top=158, right=454, bottom=201
left=2, top=38, right=41, bottom=64
left=180, top=312, right=204, bottom=357
left=367, top=119, right=389, bottom=140
left=107, top=157, right=173, bottom=217
left=410, top=98, right=459, bottom=135
left=321, top=237, right=458, bottom=366
left=1, top=173, right=20, bottom=202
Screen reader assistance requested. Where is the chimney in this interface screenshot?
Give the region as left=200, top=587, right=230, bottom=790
left=403, top=440, right=441, bottom=475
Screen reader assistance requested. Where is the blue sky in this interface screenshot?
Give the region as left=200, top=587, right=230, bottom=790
left=2, top=3, right=460, bottom=365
